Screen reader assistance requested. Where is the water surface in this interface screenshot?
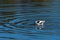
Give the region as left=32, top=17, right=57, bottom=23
left=0, top=0, right=60, bottom=40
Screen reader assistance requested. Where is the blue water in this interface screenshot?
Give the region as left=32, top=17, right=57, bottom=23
left=0, top=0, right=60, bottom=40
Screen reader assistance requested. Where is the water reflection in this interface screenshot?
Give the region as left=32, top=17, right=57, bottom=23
left=34, top=4, right=47, bottom=7
left=31, top=0, right=49, bottom=2
left=2, top=12, right=16, bottom=15
left=0, top=0, right=60, bottom=40
left=3, top=0, right=16, bottom=4
left=0, top=5, right=15, bottom=8
left=21, top=0, right=28, bottom=3
left=0, top=37, right=16, bottom=40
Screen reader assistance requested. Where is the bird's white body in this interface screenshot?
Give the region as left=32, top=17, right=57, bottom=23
left=35, top=20, right=45, bottom=29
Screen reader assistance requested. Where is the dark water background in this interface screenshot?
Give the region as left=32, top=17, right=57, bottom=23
left=0, top=0, right=60, bottom=40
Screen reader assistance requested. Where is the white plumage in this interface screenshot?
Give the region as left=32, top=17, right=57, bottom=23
left=35, top=20, right=45, bottom=29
